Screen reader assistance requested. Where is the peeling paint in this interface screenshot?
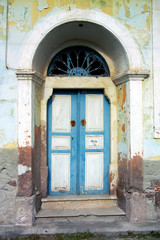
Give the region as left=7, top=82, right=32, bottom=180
left=122, top=124, right=125, bottom=133
left=2, top=142, right=17, bottom=148
left=37, top=0, right=49, bottom=12
left=0, top=0, right=159, bottom=224
left=144, top=139, right=160, bottom=160
left=18, top=164, right=31, bottom=176
left=118, top=84, right=126, bottom=110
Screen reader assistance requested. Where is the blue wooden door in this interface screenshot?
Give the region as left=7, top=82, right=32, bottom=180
left=47, top=90, right=110, bottom=196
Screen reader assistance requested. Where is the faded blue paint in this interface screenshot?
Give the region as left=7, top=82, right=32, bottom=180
left=7, top=28, right=27, bottom=69
left=125, top=12, right=150, bottom=30
left=47, top=90, right=78, bottom=196
left=79, top=90, right=110, bottom=194
left=144, top=139, right=160, bottom=159
left=0, top=68, right=17, bottom=147
left=118, top=1, right=150, bottom=31
left=47, top=90, right=110, bottom=195
left=117, top=142, right=128, bottom=160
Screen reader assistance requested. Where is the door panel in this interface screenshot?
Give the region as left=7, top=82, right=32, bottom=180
left=51, top=153, right=70, bottom=192
left=52, top=136, right=70, bottom=150
left=85, top=152, right=103, bottom=190
left=85, top=135, right=103, bottom=149
left=47, top=90, right=110, bottom=195
left=86, top=94, right=103, bottom=132
left=52, top=95, right=71, bottom=133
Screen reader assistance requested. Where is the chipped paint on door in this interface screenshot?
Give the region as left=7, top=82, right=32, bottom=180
left=47, top=90, right=110, bottom=195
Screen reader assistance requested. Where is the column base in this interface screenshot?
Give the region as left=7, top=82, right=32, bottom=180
left=117, top=189, right=146, bottom=222
left=15, top=195, right=36, bottom=226
left=126, top=192, right=146, bottom=222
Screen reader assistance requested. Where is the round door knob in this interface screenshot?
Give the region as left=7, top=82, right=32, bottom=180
left=71, top=120, right=76, bottom=127
left=81, top=119, right=86, bottom=126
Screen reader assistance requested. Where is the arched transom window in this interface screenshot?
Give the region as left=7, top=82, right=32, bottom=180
left=47, top=46, right=110, bottom=77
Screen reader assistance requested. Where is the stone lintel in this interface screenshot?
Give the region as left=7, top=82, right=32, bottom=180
left=112, top=70, right=150, bottom=86
left=16, top=69, right=45, bottom=85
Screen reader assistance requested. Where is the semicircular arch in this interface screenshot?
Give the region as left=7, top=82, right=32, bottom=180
left=18, top=9, right=143, bottom=76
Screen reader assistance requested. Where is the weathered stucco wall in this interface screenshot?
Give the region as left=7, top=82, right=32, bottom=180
left=0, top=1, right=18, bottom=224
left=0, top=0, right=160, bottom=224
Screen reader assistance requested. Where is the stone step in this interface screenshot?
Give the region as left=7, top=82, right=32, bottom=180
left=36, top=206, right=125, bottom=219
left=41, top=194, right=117, bottom=210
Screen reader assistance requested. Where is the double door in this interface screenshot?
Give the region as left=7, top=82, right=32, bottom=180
left=47, top=90, right=110, bottom=195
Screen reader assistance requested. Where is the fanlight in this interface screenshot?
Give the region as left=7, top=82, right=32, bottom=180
left=47, top=46, right=110, bottom=77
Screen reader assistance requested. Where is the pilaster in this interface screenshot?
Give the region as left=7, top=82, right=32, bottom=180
left=16, top=70, right=44, bottom=225
left=113, top=70, right=149, bottom=221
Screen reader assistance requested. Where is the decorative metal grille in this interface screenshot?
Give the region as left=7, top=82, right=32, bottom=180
left=47, top=46, right=110, bottom=77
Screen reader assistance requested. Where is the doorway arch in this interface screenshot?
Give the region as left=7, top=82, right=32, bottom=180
left=16, top=9, right=149, bottom=225
left=18, top=9, right=143, bottom=74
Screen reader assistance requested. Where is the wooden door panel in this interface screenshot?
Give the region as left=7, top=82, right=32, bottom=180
left=52, top=95, right=71, bottom=133
left=52, top=136, right=70, bottom=150
left=85, top=135, right=103, bottom=149
left=85, top=152, right=103, bottom=190
left=51, top=153, right=70, bottom=192
left=86, top=94, right=103, bottom=132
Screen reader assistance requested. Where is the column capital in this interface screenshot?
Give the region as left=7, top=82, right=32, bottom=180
left=16, top=69, right=45, bottom=85
left=112, top=70, right=150, bottom=86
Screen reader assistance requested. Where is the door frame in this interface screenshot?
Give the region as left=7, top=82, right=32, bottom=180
left=41, top=76, right=117, bottom=197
